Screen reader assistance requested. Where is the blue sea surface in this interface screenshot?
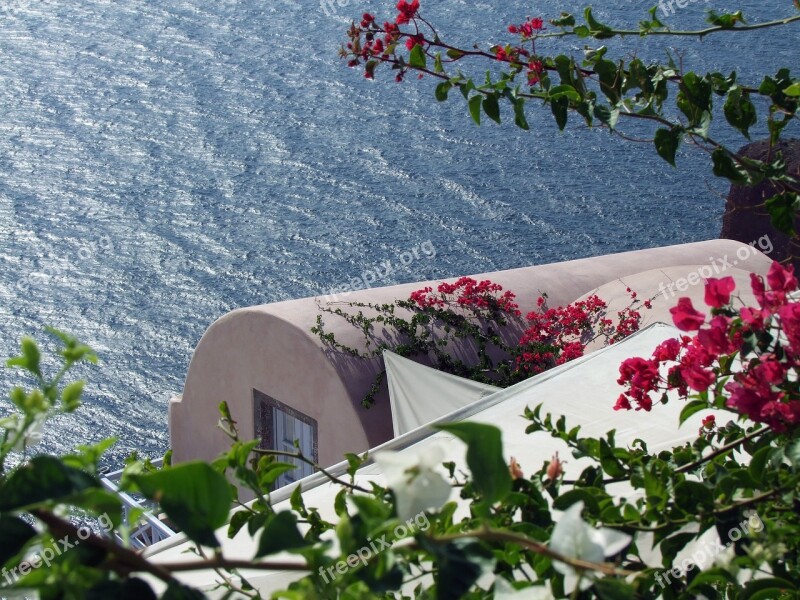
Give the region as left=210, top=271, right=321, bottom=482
left=0, top=0, right=797, bottom=464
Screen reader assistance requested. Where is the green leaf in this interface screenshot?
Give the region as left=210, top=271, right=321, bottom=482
left=132, top=462, right=232, bottom=548
left=765, top=192, right=800, bottom=236
left=256, top=511, right=309, bottom=557
left=162, top=581, right=206, bottom=600
left=678, top=399, right=708, bottom=425
left=436, top=422, right=511, bottom=509
left=654, top=128, right=681, bottom=167
left=785, top=82, right=800, bottom=97
left=0, top=515, right=37, bottom=566
left=227, top=510, right=250, bottom=538
left=419, top=538, right=493, bottom=600
left=739, top=578, right=797, bottom=599
left=552, top=488, right=599, bottom=513
left=584, top=7, right=614, bottom=38
left=712, top=147, right=748, bottom=184
left=61, top=380, right=85, bottom=412
left=594, top=579, right=635, bottom=600
left=551, top=13, right=575, bottom=28
left=0, top=455, right=101, bottom=511
left=7, top=337, right=42, bottom=378
left=468, top=95, right=482, bottom=125
left=548, top=85, right=581, bottom=102
left=435, top=82, right=451, bottom=102
left=434, top=52, right=444, bottom=74
left=408, top=44, right=426, bottom=69
left=686, top=567, right=738, bottom=591
left=724, top=88, right=757, bottom=139
left=707, top=10, right=746, bottom=29
left=87, top=578, right=158, bottom=600
left=483, top=94, right=501, bottom=124
left=258, top=460, right=297, bottom=489
left=551, top=97, right=569, bottom=130
left=513, top=98, right=529, bottom=130
left=673, top=481, right=714, bottom=512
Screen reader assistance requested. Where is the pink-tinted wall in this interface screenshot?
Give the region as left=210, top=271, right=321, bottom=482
left=169, top=240, right=772, bottom=469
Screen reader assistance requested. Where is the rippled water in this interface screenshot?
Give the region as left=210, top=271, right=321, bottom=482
left=0, top=0, right=796, bottom=464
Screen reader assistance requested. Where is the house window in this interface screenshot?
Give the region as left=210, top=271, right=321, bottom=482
left=254, top=390, right=318, bottom=489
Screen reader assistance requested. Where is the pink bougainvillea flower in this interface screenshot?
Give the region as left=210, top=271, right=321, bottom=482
left=652, top=338, right=681, bottom=362
left=670, top=297, right=706, bottom=331
left=405, top=34, right=424, bottom=50
left=509, top=456, right=524, bottom=480
left=767, top=261, right=798, bottom=294
left=395, top=0, right=420, bottom=24
left=613, top=394, right=632, bottom=411
left=697, top=316, right=734, bottom=356
left=779, top=302, right=800, bottom=355
left=704, top=276, right=736, bottom=308
left=546, top=452, right=563, bottom=480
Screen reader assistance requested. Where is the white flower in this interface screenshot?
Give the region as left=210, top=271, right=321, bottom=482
left=549, top=501, right=631, bottom=593
left=0, top=414, right=45, bottom=452
left=374, top=442, right=451, bottom=522
left=494, top=577, right=555, bottom=599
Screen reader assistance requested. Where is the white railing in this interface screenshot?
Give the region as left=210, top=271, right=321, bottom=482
left=99, top=460, right=177, bottom=549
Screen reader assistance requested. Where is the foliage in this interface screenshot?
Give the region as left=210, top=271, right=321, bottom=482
left=3, top=3, right=800, bottom=598
left=4, top=269, right=800, bottom=599
left=341, top=2, right=800, bottom=234
left=311, top=276, right=647, bottom=406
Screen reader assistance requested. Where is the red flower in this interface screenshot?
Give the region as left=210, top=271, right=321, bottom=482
left=546, top=452, right=563, bottom=480
left=741, top=306, right=767, bottom=330
left=704, top=276, right=736, bottom=308
left=405, top=34, right=424, bottom=50
left=508, top=25, right=518, bottom=33
left=613, top=394, right=632, bottom=411
left=701, top=414, right=715, bottom=429
left=767, top=261, right=798, bottom=294
left=509, top=456, right=524, bottom=480
left=696, top=316, right=734, bottom=356
left=395, top=0, right=420, bottom=24
left=670, top=297, right=706, bottom=331
left=527, top=59, right=544, bottom=85
left=756, top=357, right=785, bottom=385
left=652, top=338, right=681, bottom=361
left=750, top=273, right=767, bottom=308
left=682, top=363, right=716, bottom=392
left=779, top=302, right=800, bottom=354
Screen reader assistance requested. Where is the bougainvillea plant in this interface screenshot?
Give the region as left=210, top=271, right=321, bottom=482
left=4, top=269, right=800, bottom=598
left=312, top=276, right=648, bottom=405
left=617, top=260, right=800, bottom=431
left=342, top=2, right=800, bottom=234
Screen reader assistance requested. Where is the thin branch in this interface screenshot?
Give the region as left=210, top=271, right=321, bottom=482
left=252, top=448, right=373, bottom=494
left=31, top=509, right=175, bottom=584
left=534, top=14, right=800, bottom=39
left=675, top=426, right=769, bottom=474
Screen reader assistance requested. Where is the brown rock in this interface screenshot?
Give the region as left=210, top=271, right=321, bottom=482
left=720, top=138, right=800, bottom=267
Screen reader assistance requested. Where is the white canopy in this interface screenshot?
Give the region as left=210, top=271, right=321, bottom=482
left=147, top=323, right=729, bottom=595
left=384, top=350, right=500, bottom=436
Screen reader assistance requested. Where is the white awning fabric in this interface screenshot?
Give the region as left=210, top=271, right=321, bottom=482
left=147, top=323, right=731, bottom=595
left=384, top=350, right=500, bottom=436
